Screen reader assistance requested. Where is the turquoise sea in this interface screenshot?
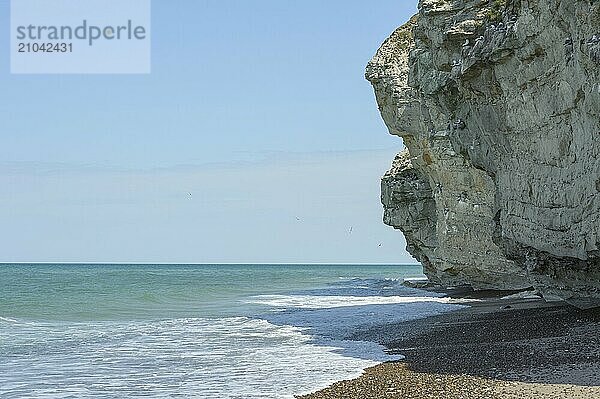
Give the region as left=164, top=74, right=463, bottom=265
left=0, top=264, right=464, bottom=398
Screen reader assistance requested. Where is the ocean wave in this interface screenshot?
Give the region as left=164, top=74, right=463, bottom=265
left=291, top=277, right=441, bottom=298
left=0, top=316, right=35, bottom=326
left=0, top=316, right=391, bottom=399
left=259, top=299, right=467, bottom=346
left=0, top=265, right=453, bottom=398
left=245, top=294, right=474, bottom=309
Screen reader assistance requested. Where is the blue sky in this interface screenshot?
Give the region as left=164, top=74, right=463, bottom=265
left=0, top=0, right=418, bottom=263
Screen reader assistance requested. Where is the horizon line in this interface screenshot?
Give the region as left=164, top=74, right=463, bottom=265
left=0, top=262, right=421, bottom=266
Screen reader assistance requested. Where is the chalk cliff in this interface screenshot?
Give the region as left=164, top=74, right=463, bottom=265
left=367, top=0, right=600, bottom=307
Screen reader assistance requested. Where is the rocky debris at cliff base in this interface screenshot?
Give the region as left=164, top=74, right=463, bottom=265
left=500, top=290, right=542, bottom=301
left=402, top=277, right=430, bottom=288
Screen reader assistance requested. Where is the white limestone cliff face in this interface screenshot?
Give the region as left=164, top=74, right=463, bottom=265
left=367, top=0, right=600, bottom=307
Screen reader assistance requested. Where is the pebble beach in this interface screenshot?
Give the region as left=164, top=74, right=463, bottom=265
left=298, top=291, right=600, bottom=399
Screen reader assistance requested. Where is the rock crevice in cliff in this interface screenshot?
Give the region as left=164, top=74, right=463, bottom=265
left=368, top=0, right=600, bottom=307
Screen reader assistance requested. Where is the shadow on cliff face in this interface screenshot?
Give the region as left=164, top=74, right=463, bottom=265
left=372, top=302, right=600, bottom=386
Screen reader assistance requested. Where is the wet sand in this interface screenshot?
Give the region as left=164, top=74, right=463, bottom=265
left=297, top=290, right=600, bottom=398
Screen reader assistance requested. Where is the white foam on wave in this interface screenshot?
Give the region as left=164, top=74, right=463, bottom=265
left=0, top=317, right=392, bottom=399
left=0, top=316, right=35, bottom=325
left=245, top=294, right=476, bottom=309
